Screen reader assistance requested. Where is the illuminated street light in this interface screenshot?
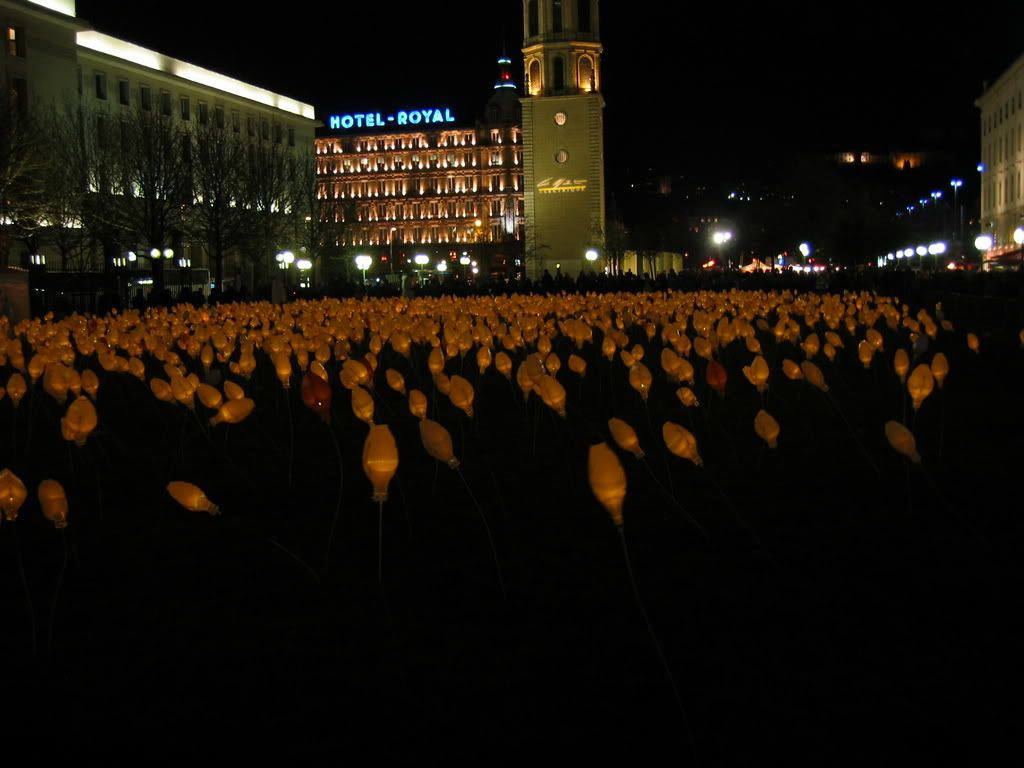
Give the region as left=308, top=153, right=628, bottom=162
left=950, top=179, right=964, bottom=240
left=915, top=246, right=928, bottom=257
left=436, top=261, right=447, bottom=273
left=414, top=254, right=429, bottom=266
left=297, top=258, right=312, bottom=288
left=927, top=242, right=947, bottom=255
left=585, top=248, right=599, bottom=262
left=355, top=254, right=372, bottom=286
left=974, top=235, right=993, bottom=252
left=163, top=248, right=175, bottom=259
left=459, top=254, right=471, bottom=266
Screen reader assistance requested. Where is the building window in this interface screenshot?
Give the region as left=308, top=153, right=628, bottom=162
left=160, top=90, right=171, bottom=117
left=231, top=111, right=240, bottom=133
left=261, top=119, right=270, bottom=140
left=95, top=72, right=107, bottom=101
left=578, top=0, right=592, bottom=32
left=7, top=25, right=25, bottom=58
left=10, top=76, right=27, bottom=114
left=528, top=0, right=539, bottom=36
left=118, top=79, right=130, bottom=106
left=553, top=0, right=563, bottom=33
left=528, top=59, right=542, bottom=96
left=198, top=102, right=208, bottom=125
left=578, top=55, right=594, bottom=92
left=288, top=127, right=295, bottom=147
left=273, top=123, right=282, bottom=144
left=180, top=96, right=190, bottom=121
left=215, top=105, right=225, bottom=128
left=553, top=57, right=565, bottom=91
left=247, top=116, right=256, bottom=137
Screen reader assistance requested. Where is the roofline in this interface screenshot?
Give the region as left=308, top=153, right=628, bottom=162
left=76, top=31, right=317, bottom=122
left=975, top=50, right=1024, bottom=108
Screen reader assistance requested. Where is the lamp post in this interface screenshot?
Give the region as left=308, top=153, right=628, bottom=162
left=389, top=227, right=397, bottom=273
left=297, top=258, right=312, bottom=289
left=585, top=248, right=599, bottom=272
left=950, top=179, right=963, bottom=240
left=355, top=254, right=372, bottom=287
left=460, top=253, right=470, bottom=281
left=436, top=260, right=447, bottom=284
left=1013, top=226, right=1024, bottom=272
left=712, top=231, right=733, bottom=268
left=276, top=249, right=294, bottom=287
left=414, top=253, right=429, bottom=285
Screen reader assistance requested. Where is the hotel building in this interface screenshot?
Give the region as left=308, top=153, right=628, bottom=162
left=314, top=58, right=525, bottom=277
left=977, top=51, right=1024, bottom=255
left=2, top=0, right=317, bottom=288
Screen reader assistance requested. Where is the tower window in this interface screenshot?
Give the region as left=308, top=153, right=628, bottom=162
left=553, top=57, right=566, bottom=92
left=528, top=0, right=539, bottom=37
left=553, top=0, right=563, bottom=33
left=578, top=0, right=592, bottom=32
left=528, top=59, right=542, bottom=96
left=578, top=56, right=594, bottom=92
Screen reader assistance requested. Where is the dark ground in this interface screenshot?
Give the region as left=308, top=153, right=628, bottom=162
left=1, top=292, right=1022, bottom=764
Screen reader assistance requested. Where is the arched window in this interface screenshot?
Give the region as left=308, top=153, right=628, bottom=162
left=553, top=0, right=563, bottom=33
left=553, top=57, right=565, bottom=92
left=578, top=56, right=594, bottom=92
left=578, top=0, right=591, bottom=32
left=528, top=59, right=542, bottom=96
left=528, top=0, right=539, bottom=37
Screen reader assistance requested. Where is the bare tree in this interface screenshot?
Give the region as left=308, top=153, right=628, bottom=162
left=239, top=140, right=290, bottom=290
left=189, top=117, right=245, bottom=292
left=0, top=103, right=46, bottom=264
left=117, top=108, right=192, bottom=291
left=39, top=104, right=90, bottom=271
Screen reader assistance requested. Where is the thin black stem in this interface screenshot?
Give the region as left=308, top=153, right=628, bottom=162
left=642, top=458, right=709, bottom=541
left=323, top=423, right=345, bottom=576
left=617, top=527, right=697, bottom=762
left=285, top=388, right=294, bottom=487
left=48, top=532, right=69, bottom=654
left=378, top=499, right=384, bottom=586
left=457, top=468, right=507, bottom=600
left=12, top=526, right=37, bottom=657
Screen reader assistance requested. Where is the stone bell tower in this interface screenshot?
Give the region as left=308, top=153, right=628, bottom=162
left=521, top=0, right=605, bottom=278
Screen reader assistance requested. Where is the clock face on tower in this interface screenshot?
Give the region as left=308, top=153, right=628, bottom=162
left=554, top=111, right=568, bottom=126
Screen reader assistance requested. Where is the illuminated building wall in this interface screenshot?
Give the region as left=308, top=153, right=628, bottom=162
left=315, top=58, right=525, bottom=275
left=521, top=0, right=605, bottom=277
left=977, top=52, right=1024, bottom=249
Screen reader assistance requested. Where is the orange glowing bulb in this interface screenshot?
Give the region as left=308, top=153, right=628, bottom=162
left=476, top=346, right=492, bottom=375
left=967, top=333, right=980, bottom=354
left=782, top=359, right=802, bottom=381
left=167, top=481, right=220, bottom=515
left=351, top=385, right=375, bottom=426
left=676, top=386, right=699, bottom=407
left=628, top=362, right=652, bottom=401
left=930, top=353, right=949, bottom=388
left=608, top=417, right=644, bottom=459
left=857, top=340, right=874, bottom=369
left=754, top=409, right=780, bottom=449
left=800, top=361, right=828, bottom=392
left=362, top=424, right=399, bottom=502
left=588, top=442, right=626, bottom=527
left=0, top=468, right=28, bottom=522
left=386, top=368, right=406, bottom=396
left=223, top=380, right=244, bottom=401
left=7, top=372, right=27, bottom=407
left=448, top=375, right=475, bottom=417
left=885, top=420, right=920, bottom=464
left=210, top=397, right=255, bottom=426
left=409, top=389, right=428, bottom=420
left=150, top=378, right=174, bottom=403
left=662, top=421, right=702, bottom=466
left=495, top=351, right=513, bottom=380
left=537, top=375, right=567, bottom=417
left=81, top=369, right=99, bottom=400
left=907, top=364, right=934, bottom=410
left=893, top=349, right=909, bottom=383
left=419, top=419, right=459, bottom=469
left=62, top=395, right=98, bottom=446
left=197, top=383, right=223, bottom=410
left=38, top=479, right=69, bottom=529
left=568, top=354, right=586, bottom=376
left=741, top=355, right=770, bottom=392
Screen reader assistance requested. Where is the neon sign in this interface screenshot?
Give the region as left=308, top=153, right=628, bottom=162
left=328, top=108, right=456, bottom=131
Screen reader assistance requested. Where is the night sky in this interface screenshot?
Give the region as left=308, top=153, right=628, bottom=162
left=74, top=1, right=1022, bottom=179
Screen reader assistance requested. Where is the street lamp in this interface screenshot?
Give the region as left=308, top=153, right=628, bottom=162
left=712, top=230, right=733, bottom=268
left=355, top=254, right=372, bottom=286
left=297, top=258, right=312, bottom=288
left=585, top=248, right=599, bottom=264
left=414, top=253, right=429, bottom=284
left=1013, top=226, right=1024, bottom=271
left=389, top=227, right=397, bottom=273
left=950, top=179, right=963, bottom=240
left=276, top=250, right=294, bottom=287
left=436, top=261, right=447, bottom=275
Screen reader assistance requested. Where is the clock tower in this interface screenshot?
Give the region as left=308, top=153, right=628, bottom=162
left=521, top=0, right=605, bottom=278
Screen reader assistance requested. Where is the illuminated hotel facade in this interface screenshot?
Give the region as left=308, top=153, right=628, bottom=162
left=315, top=58, right=525, bottom=276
